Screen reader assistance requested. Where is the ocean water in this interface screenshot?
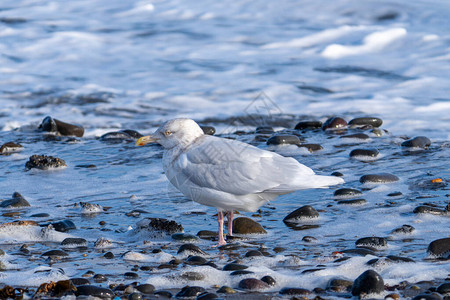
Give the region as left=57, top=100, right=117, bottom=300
left=0, top=0, right=449, bottom=298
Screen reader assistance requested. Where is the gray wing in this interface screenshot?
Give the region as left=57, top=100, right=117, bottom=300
left=174, top=135, right=316, bottom=195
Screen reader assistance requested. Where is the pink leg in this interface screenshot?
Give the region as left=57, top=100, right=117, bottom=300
left=227, top=211, right=234, bottom=236
left=217, top=210, right=226, bottom=245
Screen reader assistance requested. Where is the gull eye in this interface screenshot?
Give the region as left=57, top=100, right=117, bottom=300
left=164, top=130, right=172, bottom=136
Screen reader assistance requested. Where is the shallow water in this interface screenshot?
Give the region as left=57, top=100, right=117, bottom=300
left=0, top=0, right=449, bottom=298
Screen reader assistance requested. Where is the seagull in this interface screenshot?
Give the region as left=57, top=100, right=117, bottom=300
left=136, top=118, right=343, bottom=245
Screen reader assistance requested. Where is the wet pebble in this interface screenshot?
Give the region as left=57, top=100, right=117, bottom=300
left=341, top=133, right=370, bottom=140
left=352, top=270, right=384, bottom=296
left=232, top=217, right=266, bottom=234
left=185, top=255, right=207, bottom=265
left=180, top=271, right=205, bottom=281
left=302, top=236, right=318, bottom=242
left=255, top=126, right=274, bottom=134
left=283, top=205, right=319, bottom=223
left=401, top=136, right=431, bottom=149
left=338, top=198, right=367, bottom=205
left=238, top=278, right=269, bottom=290
left=0, top=192, right=30, bottom=208
left=331, top=171, right=344, bottom=177
left=279, top=287, right=311, bottom=295
left=261, top=275, right=276, bottom=286
left=0, top=142, right=23, bottom=153
left=70, top=278, right=90, bottom=286
left=245, top=250, right=263, bottom=257
left=75, top=285, right=114, bottom=298
left=196, top=230, right=216, bottom=240
left=175, top=286, right=206, bottom=298
left=177, top=243, right=207, bottom=256
left=154, top=290, right=173, bottom=298
left=216, top=286, right=236, bottom=294
left=342, top=248, right=377, bottom=256
left=171, top=233, right=199, bottom=242
left=427, top=238, right=450, bottom=258
left=266, top=135, right=301, bottom=146
left=93, top=274, right=107, bottom=283
left=348, top=117, right=383, bottom=128
left=230, top=270, right=254, bottom=276
left=137, top=218, right=183, bottom=236
left=327, top=278, right=353, bottom=292
left=30, top=213, right=50, bottom=218
left=413, top=205, right=448, bottom=215
left=41, top=249, right=69, bottom=258
left=350, top=148, right=379, bottom=158
left=360, top=173, right=399, bottom=184
left=124, top=272, right=138, bottom=279
left=100, top=129, right=143, bottom=141
left=322, top=116, right=347, bottom=130
left=25, top=154, right=67, bottom=170
left=135, top=284, right=155, bottom=294
left=49, top=220, right=76, bottom=232
left=61, top=238, right=87, bottom=247
left=334, top=188, right=363, bottom=198
left=356, top=237, right=388, bottom=249
left=294, top=120, right=322, bottom=130
left=39, top=116, right=85, bottom=137
left=411, top=294, right=442, bottom=300
left=104, top=252, right=114, bottom=259
left=391, top=224, right=415, bottom=235
left=196, top=292, right=219, bottom=300
left=223, top=263, right=248, bottom=271
left=436, top=282, right=450, bottom=295
left=298, top=143, right=323, bottom=152
left=128, top=292, right=142, bottom=300
left=200, top=126, right=215, bottom=135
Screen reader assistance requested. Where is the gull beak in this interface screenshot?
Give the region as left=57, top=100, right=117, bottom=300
left=136, top=135, right=159, bottom=146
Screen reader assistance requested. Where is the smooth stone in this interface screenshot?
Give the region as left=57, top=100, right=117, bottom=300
left=196, top=230, right=217, bottom=239
left=338, top=198, right=367, bottom=205
left=436, top=282, right=450, bottom=295
left=100, top=130, right=143, bottom=141
left=331, top=171, right=344, bottom=177
left=0, top=192, right=30, bottom=208
left=154, top=290, right=173, bottom=298
left=93, top=274, right=107, bottom=282
left=171, top=233, right=199, bottom=241
left=413, top=206, right=447, bottom=215
left=238, top=278, right=269, bottom=290
left=223, top=263, right=248, bottom=271
left=25, top=154, right=66, bottom=170
left=386, top=255, right=415, bottom=263
left=350, top=148, right=379, bottom=158
left=283, top=205, right=319, bottom=223
left=135, top=284, right=155, bottom=294
left=360, top=173, right=399, bottom=184
left=42, top=249, right=69, bottom=258
left=342, top=248, right=377, bottom=256
left=75, top=285, right=114, bottom=298
left=427, top=238, right=450, bottom=258
left=124, top=272, right=138, bottom=279
left=341, top=133, right=370, bottom=140
left=322, top=117, right=347, bottom=130
left=128, top=292, right=142, bottom=300
left=245, top=250, right=263, bottom=257
left=70, top=278, right=90, bottom=286
left=255, top=126, right=274, bottom=134
left=412, top=294, right=442, bottom=300
left=216, top=286, right=236, bottom=294
left=327, top=278, right=353, bottom=292
left=177, top=244, right=207, bottom=256
left=232, top=217, right=266, bottom=234
left=39, top=116, right=84, bottom=137
left=30, top=213, right=50, bottom=218
left=230, top=270, right=254, bottom=276
left=302, top=236, right=317, bottom=242
left=266, top=135, right=301, bottom=146
left=61, top=238, right=88, bottom=247
left=334, top=188, right=363, bottom=198
left=196, top=292, right=219, bottom=300
left=356, top=237, right=388, bottom=248
left=279, top=287, right=311, bottom=295
left=401, top=136, right=431, bottom=149
left=137, top=217, right=183, bottom=235
left=185, top=255, right=207, bottom=265
left=388, top=191, right=403, bottom=197
left=0, top=142, right=23, bottom=153
left=261, top=275, right=276, bottom=286
left=200, top=126, right=215, bottom=135
left=295, top=121, right=322, bottom=130
left=104, top=252, right=114, bottom=259
left=391, top=224, right=415, bottom=235
left=180, top=271, right=205, bottom=281
left=49, top=220, right=76, bottom=232
left=298, top=143, right=323, bottom=152
left=348, top=117, right=383, bottom=128
left=352, top=270, right=384, bottom=296
left=175, top=286, right=205, bottom=298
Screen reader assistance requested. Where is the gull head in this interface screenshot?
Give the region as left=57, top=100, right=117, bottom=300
left=136, top=118, right=204, bottom=149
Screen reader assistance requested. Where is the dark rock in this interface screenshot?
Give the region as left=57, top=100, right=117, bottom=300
left=391, top=224, right=415, bottom=235
left=427, top=238, right=450, bottom=258
left=238, top=278, right=269, bottom=290
left=401, top=136, right=431, bottom=149
left=360, top=173, right=399, bottom=184
left=124, top=272, right=138, bottom=279
left=70, top=278, right=90, bottom=286
left=279, top=287, right=311, bottom=295
left=39, top=116, right=84, bottom=137
left=255, top=126, right=274, bottom=134
left=200, top=126, right=216, bottom=135
left=348, top=117, right=383, bottom=128
left=342, top=248, right=377, bottom=256
left=100, top=130, right=143, bottom=141
left=386, top=255, right=415, bottom=263
left=216, top=286, right=236, bottom=294
left=267, top=135, right=301, bottom=146
left=180, top=271, right=205, bottom=281
left=327, top=278, right=353, bottom=292
left=338, top=198, right=367, bottom=205
left=75, top=285, right=114, bottom=298
left=376, top=11, right=399, bottom=21
left=298, top=143, right=323, bottom=152
left=356, top=237, right=387, bottom=249
left=42, top=249, right=69, bottom=258
left=350, top=148, right=379, bottom=158
left=0, top=192, right=30, bottom=208
left=135, top=284, right=155, bottom=294
left=196, top=230, right=217, bottom=239
left=0, top=142, right=23, bottom=153
left=154, top=290, right=173, bottom=298
left=245, top=250, right=263, bottom=257
left=175, top=286, right=205, bottom=298
left=93, top=274, right=107, bottom=283
left=177, top=244, right=207, bottom=256
left=232, top=217, right=266, bottom=234
left=30, top=213, right=50, bottom=218
left=61, top=238, right=87, bottom=247
left=25, top=154, right=66, bottom=170
left=302, top=236, right=318, bottom=242
left=48, top=220, right=76, bottom=232
left=436, top=282, right=450, bottom=295
left=171, top=233, right=199, bottom=241
left=341, top=133, right=370, bottom=140
left=334, top=188, right=363, bottom=198
left=413, top=206, right=447, bottom=215
left=137, top=218, right=183, bottom=236
left=388, top=191, right=403, bottom=197
left=230, top=270, right=254, bottom=276
left=352, top=270, right=384, bottom=296
left=295, top=121, right=322, bottom=130
left=411, top=294, right=442, bottom=300
left=75, top=164, right=97, bottom=168
left=104, top=252, right=114, bottom=259
left=322, top=117, right=347, bottom=130
left=128, top=292, right=142, bottom=300
left=261, top=275, right=276, bottom=286
left=223, top=263, right=248, bottom=271
left=185, top=255, right=207, bottom=265
left=331, top=171, right=344, bottom=177
left=196, top=292, right=219, bottom=300
left=283, top=205, right=319, bottom=223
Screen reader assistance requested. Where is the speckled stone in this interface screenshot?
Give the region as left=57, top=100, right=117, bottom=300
left=175, top=286, right=205, bottom=298
left=356, top=237, right=388, bottom=248
left=360, top=173, right=399, bottom=184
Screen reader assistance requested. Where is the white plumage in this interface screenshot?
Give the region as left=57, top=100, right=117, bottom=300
left=137, top=118, right=344, bottom=245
